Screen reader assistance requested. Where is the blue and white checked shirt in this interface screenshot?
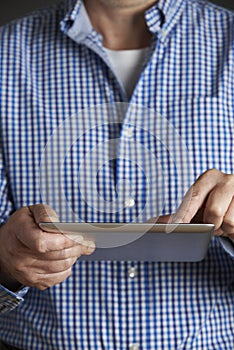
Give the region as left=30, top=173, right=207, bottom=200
left=1, top=0, right=234, bottom=349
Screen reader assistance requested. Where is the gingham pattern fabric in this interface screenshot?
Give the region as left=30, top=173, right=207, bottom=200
left=0, top=0, right=234, bottom=349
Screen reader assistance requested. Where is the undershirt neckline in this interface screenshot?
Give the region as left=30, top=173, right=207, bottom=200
left=104, top=47, right=148, bottom=99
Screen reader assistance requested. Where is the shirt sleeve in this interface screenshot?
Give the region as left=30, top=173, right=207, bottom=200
left=0, top=158, right=21, bottom=314
left=0, top=284, right=29, bottom=314
left=0, top=27, right=15, bottom=225
left=0, top=154, right=14, bottom=225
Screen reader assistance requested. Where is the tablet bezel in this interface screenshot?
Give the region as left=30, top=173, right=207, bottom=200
left=39, top=222, right=214, bottom=234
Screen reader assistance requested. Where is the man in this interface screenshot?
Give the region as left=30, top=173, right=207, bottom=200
left=0, top=0, right=234, bottom=348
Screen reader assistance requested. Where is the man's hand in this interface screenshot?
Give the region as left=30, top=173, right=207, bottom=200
left=174, top=169, right=234, bottom=238
left=0, top=204, right=95, bottom=290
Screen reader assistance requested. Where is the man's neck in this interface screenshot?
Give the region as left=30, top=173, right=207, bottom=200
left=84, top=0, right=157, bottom=50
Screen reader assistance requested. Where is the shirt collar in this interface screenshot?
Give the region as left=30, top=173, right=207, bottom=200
left=145, top=0, right=186, bottom=42
left=60, top=0, right=93, bottom=43
left=61, top=0, right=186, bottom=45
left=158, top=0, right=186, bottom=41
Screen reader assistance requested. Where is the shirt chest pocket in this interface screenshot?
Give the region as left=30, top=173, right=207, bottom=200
left=163, top=97, right=234, bottom=179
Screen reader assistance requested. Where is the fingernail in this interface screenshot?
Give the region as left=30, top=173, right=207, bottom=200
left=48, top=216, right=59, bottom=222
left=42, top=216, right=59, bottom=223
left=172, top=216, right=183, bottom=224
left=83, top=241, right=96, bottom=255
left=71, top=235, right=84, bottom=244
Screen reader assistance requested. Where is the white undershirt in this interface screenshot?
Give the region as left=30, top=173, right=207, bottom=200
left=105, top=48, right=147, bottom=99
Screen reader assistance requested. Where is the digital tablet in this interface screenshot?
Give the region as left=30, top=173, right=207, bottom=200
left=39, top=222, right=214, bottom=262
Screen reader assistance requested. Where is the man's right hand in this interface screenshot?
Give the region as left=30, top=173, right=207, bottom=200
left=0, top=204, right=95, bottom=290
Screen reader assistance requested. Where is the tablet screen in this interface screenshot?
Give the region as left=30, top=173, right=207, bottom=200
left=39, top=223, right=214, bottom=262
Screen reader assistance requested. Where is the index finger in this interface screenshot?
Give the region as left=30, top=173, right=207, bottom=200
left=174, top=170, right=220, bottom=223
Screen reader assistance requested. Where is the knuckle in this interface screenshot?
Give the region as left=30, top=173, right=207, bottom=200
left=204, top=168, right=220, bottom=177
left=34, top=236, right=47, bottom=253
left=59, top=249, right=69, bottom=260
left=198, top=168, right=222, bottom=182
left=206, top=205, right=223, bottom=218
left=190, top=188, right=202, bottom=200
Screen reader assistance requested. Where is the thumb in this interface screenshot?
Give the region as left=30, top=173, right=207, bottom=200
left=28, top=204, right=59, bottom=225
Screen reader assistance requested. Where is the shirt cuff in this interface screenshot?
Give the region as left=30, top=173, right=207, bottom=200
left=218, top=236, right=234, bottom=258
left=0, top=284, right=29, bottom=314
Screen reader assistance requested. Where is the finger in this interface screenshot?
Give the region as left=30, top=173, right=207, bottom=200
left=174, top=169, right=221, bottom=223
left=34, top=240, right=95, bottom=260
left=16, top=222, right=80, bottom=253
left=214, top=227, right=225, bottom=236
left=213, top=227, right=234, bottom=241
left=220, top=197, right=234, bottom=234
left=203, top=186, right=233, bottom=230
left=14, top=207, right=80, bottom=252
left=36, top=244, right=89, bottom=260
left=28, top=204, right=85, bottom=249
left=81, top=240, right=96, bottom=255
left=29, top=257, right=78, bottom=274
left=9, top=241, right=95, bottom=285
left=36, top=240, right=95, bottom=262
left=22, top=268, right=73, bottom=290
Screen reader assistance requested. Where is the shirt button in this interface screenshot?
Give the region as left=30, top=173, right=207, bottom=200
left=105, top=88, right=111, bottom=97
left=125, top=198, right=135, bottom=208
left=128, top=267, right=137, bottom=279
left=160, top=29, right=167, bottom=38
left=130, top=344, right=140, bottom=350
left=124, top=127, right=134, bottom=138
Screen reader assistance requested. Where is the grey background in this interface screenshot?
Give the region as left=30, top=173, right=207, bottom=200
left=0, top=0, right=233, bottom=26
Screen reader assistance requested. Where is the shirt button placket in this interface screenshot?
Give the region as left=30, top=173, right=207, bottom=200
left=123, top=125, right=135, bottom=210
left=124, top=127, right=134, bottom=138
